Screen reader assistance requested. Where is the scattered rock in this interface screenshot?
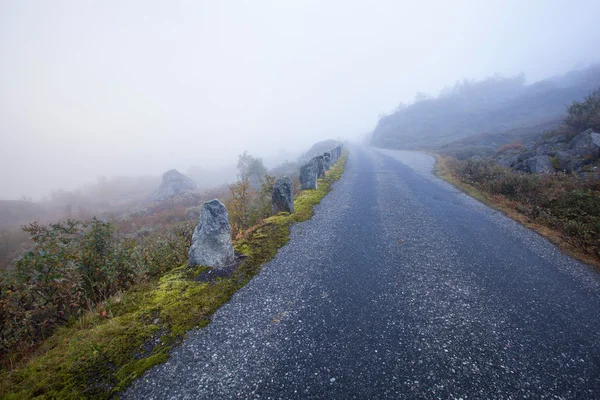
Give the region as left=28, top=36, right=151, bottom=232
left=188, top=199, right=235, bottom=268
left=494, top=129, right=600, bottom=175
left=508, top=151, right=535, bottom=167
left=554, top=150, right=594, bottom=172
left=524, top=155, right=554, bottom=173
left=535, top=134, right=568, bottom=156
left=149, top=169, right=198, bottom=202
left=272, top=176, right=294, bottom=214
left=567, top=128, right=600, bottom=158
left=300, top=158, right=318, bottom=190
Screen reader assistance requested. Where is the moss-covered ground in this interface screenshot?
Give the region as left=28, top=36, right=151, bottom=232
left=0, top=153, right=347, bottom=399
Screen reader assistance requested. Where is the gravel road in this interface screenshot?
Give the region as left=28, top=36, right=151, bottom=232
left=124, top=145, right=600, bottom=399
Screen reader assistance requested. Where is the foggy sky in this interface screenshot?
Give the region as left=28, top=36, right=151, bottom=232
left=1, top=0, right=600, bottom=199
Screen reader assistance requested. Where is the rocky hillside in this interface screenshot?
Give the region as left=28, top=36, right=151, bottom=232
left=494, top=128, right=600, bottom=176
left=371, top=65, right=600, bottom=149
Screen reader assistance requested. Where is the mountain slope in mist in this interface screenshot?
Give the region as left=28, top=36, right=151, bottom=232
left=371, top=65, right=600, bottom=149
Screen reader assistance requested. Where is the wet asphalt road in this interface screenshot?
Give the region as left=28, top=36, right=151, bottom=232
left=125, top=146, right=600, bottom=399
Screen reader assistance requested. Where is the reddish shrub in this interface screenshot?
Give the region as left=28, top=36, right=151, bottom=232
left=496, top=142, right=524, bottom=155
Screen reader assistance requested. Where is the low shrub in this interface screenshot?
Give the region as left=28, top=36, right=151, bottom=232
left=451, top=146, right=495, bottom=161
left=0, top=218, right=193, bottom=359
left=496, top=142, right=524, bottom=155
left=565, top=88, right=600, bottom=132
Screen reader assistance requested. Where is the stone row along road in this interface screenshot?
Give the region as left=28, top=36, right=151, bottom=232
left=124, top=146, right=600, bottom=399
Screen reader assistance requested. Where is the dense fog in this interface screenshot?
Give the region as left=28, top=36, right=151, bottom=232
left=1, top=0, right=600, bottom=201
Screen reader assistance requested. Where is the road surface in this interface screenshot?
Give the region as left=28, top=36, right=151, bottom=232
left=125, top=146, right=600, bottom=399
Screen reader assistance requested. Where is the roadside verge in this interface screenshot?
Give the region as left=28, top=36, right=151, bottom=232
left=1, top=153, right=348, bottom=400
left=435, top=155, right=600, bottom=269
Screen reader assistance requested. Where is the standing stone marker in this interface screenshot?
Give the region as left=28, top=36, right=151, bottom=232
left=300, top=158, right=318, bottom=190
left=332, top=145, right=343, bottom=162
left=315, top=155, right=326, bottom=178
left=323, top=152, right=331, bottom=171
left=272, top=176, right=294, bottom=213
left=188, top=199, right=235, bottom=268
left=329, top=146, right=339, bottom=163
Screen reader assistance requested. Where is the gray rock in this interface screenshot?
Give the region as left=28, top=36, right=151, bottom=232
left=300, top=158, right=318, bottom=190
left=536, top=141, right=567, bottom=156
left=149, top=169, right=198, bottom=202
left=188, top=199, right=235, bottom=268
left=333, top=144, right=342, bottom=161
left=568, top=129, right=600, bottom=158
left=470, top=155, right=483, bottom=161
left=330, top=145, right=343, bottom=162
left=554, top=150, right=594, bottom=172
left=323, top=152, right=331, bottom=170
left=525, top=155, right=555, bottom=174
left=329, top=150, right=337, bottom=163
left=508, top=151, right=535, bottom=167
left=497, top=156, right=512, bottom=168
left=272, top=176, right=294, bottom=214
left=314, top=155, right=326, bottom=178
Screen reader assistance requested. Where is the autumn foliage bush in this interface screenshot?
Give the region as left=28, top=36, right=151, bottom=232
left=496, top=142, right=524, bottom=155
left=0, top=217, right=193, bottom=356
left=565, top=88, right=600, bottom=132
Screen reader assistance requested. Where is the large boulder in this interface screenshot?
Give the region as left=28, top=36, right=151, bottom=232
left=272, top=176, right=294, bottom=214
left=507, top=151, right=535, bottom=168
left=524, top=155, right=554, bottom=174
left=567, top=129, right=600, bottom=158
left=300, top=158, right=318, bottom=190
left=188, top=199, right=235, bottom=268
left=149, top=169, right=198, bottom=202
left=535, top=134, right=568, bottom=156
left=554, top=150, right=594, bottom=172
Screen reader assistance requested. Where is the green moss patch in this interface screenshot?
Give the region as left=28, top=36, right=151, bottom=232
left=1, top=152, right=347, bottom=399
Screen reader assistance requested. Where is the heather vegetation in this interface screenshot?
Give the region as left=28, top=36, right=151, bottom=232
left=0, top=217, right=193, bottom=358
left=0, top=149, right=347, bottom=399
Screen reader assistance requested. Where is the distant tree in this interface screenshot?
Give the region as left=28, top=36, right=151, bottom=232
left=227, top=176, right=253, bottom=237
left=565, top=88, right=600, bottom=132
left=237, top=151, right=267, bottom=187
left=414, top=91, right=432, bottom=103
left=394, top=102, right=408, bottom=112
left=251, top=175, right=275, bottom=221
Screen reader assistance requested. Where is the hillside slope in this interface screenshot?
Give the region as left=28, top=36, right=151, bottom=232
left=371, top=65, right=600, bottom=149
